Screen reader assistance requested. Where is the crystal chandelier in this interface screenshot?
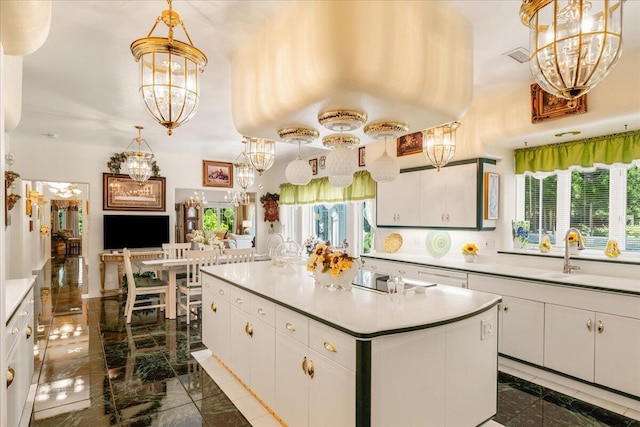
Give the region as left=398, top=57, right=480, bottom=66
left=245, top=137, right=275, bottom=175
left=364, top=122, right=408, bottom=183
left=280, top=127, right=319, bottom=186
left=225, top=190, right=250, bottom=207
left=130, top=0, right=207, bottom=135
left=422, top=122, right=460, bottom=171
left=319, top=110, right=367, bottom=188
left=124, top=125, right=155, bottom=183
left=520, top=0, right=623, bottom=105
left=186, top=191, right=206, bottom=209
left=48, top=183, right=81, bottom=199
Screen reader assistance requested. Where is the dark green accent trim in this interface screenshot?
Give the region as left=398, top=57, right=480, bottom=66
left=498, top=250, right=640, bottom=267
left=400, top=157, right=495, bottom=174
left=356, top=341, right=372, bottom=427
left=202, top=271, right=502, bottom=338
left=499, top=354, right=640, bottom=402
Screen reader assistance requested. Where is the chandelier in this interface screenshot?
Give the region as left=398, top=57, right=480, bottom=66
left=47, top=183, right=81, bottom=199
left=124, top=125, right=155, bottom=183
left=280, top=127, right=319, bottom=186
left=186, top=191, right=206, bottom=209
left=319, top=110, right=367, bottom=188
left=520, top=0, right=623, bottom=104
left=130, top=0, right=207, bottom=135
left=225, top=190, right=250, bottom=207
left=422, top=122, right=460, bottom=171
left=364, top=122, right=408, bottom=183
left=245, top=137, right=275, bottom=175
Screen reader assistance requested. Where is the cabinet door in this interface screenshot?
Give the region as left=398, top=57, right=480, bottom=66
left=202, top=290, right=230, bottom=362
left=376, top=172, right=420, bottom=226
left=308, top=350, right=355, bottom=427
left=444, top=163, right=477, bottom=228
left=250, top=318, right=276, bottom=409
left=230, top=307, right=252, bottom=384
left=276, top=332, right=310, bottom=427
left=595, top=313, right=640, bottom=396
left=500, top=296, right=545, bottom=366
left=6, top=341, right=20, bottom=427
left=545, top=304, right=595, bottom=382
left=419, top=168, right=447, bottom=226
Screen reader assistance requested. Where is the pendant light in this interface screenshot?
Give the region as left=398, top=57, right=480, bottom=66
left=364, top=122, right=408, bottom=182
left=279, top=127, right=319, bottom=186
left=245, top=136, right=276, bottom=175
left=422, top=122, right=460, bottom=171
left=124, top=125, right=155, bottom=183
left=130, top=0, right=207, bottom=135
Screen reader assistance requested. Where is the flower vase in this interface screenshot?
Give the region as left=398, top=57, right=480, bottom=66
left=313, top=266, right=332, bottom=288
left=464, top=254, right=476, bottom=263
left=512, top=220, right=530, bottom=250
left=568, top=244, right=579, bottom=256
left=333, top=267, right=359, bottom=291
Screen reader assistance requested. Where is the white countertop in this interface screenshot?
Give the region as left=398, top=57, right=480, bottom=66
left=201, top=262, right=501, bottom=338
left=5, top=276, right=36, bottom=324
left=362, top=253, right=640, bottom=295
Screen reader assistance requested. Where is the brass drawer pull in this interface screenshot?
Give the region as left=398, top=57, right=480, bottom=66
left=308, top=360, right=315, bottom=379
left=503, top=304, right=509, bottom=312
left=257, top=308, right=266, bottom=316
left=236, top=297, right=243, bottom=305
left=26, top=325, right=33, bottom=340
left=210, top=302, right=217, bottom=313
left=597, top=321, right=604, bottom=334
left=218, top=289, right=225, bottom=295
left=245, top=322, right=254, bottom=337
left=285, top=322, right=296, bottom=332
left=301, top=356, right=307, bottom=374
left=323, top=342, right=337, bottom=353
left=587, top=319, right=592, bottom=331
left=7, top=368, right=15, bottom=388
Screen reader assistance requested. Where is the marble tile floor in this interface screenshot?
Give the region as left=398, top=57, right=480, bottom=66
left=26, top=257, right=640, bottom=426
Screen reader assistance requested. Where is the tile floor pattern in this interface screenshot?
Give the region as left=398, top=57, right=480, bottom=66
left=27, top=257, right=640, bottom=426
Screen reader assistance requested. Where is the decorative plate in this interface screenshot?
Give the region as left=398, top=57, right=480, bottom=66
left=383, top=233, right=403, bottom=253
left=425, top=231, right=451, bottom=258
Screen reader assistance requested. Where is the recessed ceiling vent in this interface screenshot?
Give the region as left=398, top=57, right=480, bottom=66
left=504, top=47, right=530, bottom=64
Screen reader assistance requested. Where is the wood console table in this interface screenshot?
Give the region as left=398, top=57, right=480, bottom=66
left=99, top=250, right=164, bottom=295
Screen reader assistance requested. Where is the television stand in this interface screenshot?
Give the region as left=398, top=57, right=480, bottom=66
left=99, top=249, right=163, bottom=295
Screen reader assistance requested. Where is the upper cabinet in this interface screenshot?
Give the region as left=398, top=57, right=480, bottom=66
left=377, top=158, right=496, bottom=230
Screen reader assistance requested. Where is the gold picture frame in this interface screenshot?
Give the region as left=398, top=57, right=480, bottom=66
left=531, top=83, right=587, bottom=123
left=358, top=146, right=366, bottom=167
left=309, top=158, right=318, bottom=175
left=203, top=160, right=233, bottom=188
left=397, top=131, right=423, bottom=157
left=103, top=174, right=166, bottom=211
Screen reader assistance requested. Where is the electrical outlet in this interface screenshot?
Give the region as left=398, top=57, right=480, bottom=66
left=484, top=239, right=495, bottom=250
left=481, top=318, right=494, bottom=340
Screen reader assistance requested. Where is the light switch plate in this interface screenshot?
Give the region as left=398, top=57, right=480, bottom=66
left=481, top=317, right=494, bottom=340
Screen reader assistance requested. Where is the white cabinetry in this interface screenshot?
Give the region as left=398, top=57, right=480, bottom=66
left=202, top=276, right=230, bottom=362
left=500, top=296, right=544, bottom=365
left=376, top=172, right=420, bottom=226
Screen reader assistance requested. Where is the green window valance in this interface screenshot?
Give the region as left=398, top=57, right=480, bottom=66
left=279, top=170, right=375, bottom=205
left=514, top=129, right=640, bottom=174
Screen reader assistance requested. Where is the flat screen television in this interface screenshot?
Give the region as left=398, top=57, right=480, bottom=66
left=103, top=215, right=170, bottom=250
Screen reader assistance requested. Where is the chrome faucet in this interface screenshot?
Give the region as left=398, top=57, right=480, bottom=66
left=563, top=228, right=585, bottom=274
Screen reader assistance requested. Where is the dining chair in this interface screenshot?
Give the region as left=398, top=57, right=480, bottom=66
left=123, top=248, right=170, bottom=324
left=162, top=242, right=192, bottom=259
left=178, top=249, right=220, bottom=324
left=224, top=247, right=256, bottom=264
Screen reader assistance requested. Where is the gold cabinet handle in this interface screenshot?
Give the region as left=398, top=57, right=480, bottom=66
left=210, top=302, right=217, bottom=313
left=587, top=319, right=592, bottom=331
left=21, top=310, right=28, bottom=317
left=285, top=322, right=296, bottom=332
left=503, top=304, right=509, bottom=312
left=307, top=360, right=315, bottom=379
left=257, top=308, right=266, bottom=316
left=323, top=342, right=337, bottom=353
left=218, top=289, right=225, bottom=295
left=245, top=322, right=254, bottom=337
left=398, top=270, right=405, bottom=275
left=11, top=327, right=19, bottom=335
left=26, top=325, right=33, bottom=340
left=6, top=368, right=15, bottom=388
left=236, top=297, right=243, bottom=305
left=597, top=320, right=604, bottom=334
left=371, top=265, right=377, bottom=270
left=301, top=356, right=308, bottom=374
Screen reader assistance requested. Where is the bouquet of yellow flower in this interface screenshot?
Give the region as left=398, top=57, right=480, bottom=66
left=461, top=243, right=479, bottom=255
left=564, top=231, right=584, bottom=245
left=306, top=242, right=360, bottom=276
left=539, top=236, right=551, bottom=253
left=605, top=240, right=621, bottom=258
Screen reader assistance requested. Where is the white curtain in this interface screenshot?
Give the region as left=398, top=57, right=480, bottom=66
left=364, top=199, right=376, bottom=252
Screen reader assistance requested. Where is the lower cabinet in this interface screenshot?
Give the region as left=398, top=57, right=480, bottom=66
left=202, top=277, right=230, bottom=362
left=500, top=296, right=544, bottom=366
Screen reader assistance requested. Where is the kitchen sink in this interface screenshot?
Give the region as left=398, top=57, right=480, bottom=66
left=536, top=272, right=572, bottom=280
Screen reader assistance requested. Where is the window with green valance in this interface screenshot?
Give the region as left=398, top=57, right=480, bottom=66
left=279, top=170, right=375, bottom=205
left=514, top=130, right=640, bottom=174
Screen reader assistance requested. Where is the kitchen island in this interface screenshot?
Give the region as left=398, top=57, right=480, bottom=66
left=201, top=262, right=501, bottom=427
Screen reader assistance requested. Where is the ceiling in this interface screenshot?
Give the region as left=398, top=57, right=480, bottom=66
left=10, top=0, right=640, bottom=165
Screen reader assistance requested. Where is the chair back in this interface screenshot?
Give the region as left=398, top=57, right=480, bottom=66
left=163, top=242, right=191, bottom=259
left=266, top=233, right=285, bottom=258
left=224, top=248, right=256, bottom=264
left=184, top=249, right=219, bottom=287
left=123, top=248, right=138, bottom=291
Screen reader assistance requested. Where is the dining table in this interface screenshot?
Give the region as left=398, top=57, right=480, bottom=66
left=139, top=253, right=270, bottom=319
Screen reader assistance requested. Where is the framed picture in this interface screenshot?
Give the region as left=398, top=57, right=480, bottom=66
left=484, top=172, right=499, bottom=220
left=319, top=156, right=326, bottom=169
left=531, top=83, right=587, bottom=123
left=103, top=173, right=166, bottom=212
left=358, top=146, right=366, bottom=167
left=397, top=131, right=423, bottom=157
left=203, top=160, right=233, bottom=188
left=309, top=158, right=318, bottom=176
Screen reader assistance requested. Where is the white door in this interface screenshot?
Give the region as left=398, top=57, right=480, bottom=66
left=202, top=291, right=230, bottom=362
left=229, top=307, right=251, bottom=383
left=595, top=313, right=640, bottom=396
left=275, top=332, right=310, bottom=427
left=250, top=318, right=276, bottom=409
left=308, top=350, right=356, bottom=427
left=545, top=304, right=595, bottom=382
left=443, top=163, right=477, bottom=228
left=501, top=296, right=545, bottom=366
left=377, top=172, right=420, bottom=226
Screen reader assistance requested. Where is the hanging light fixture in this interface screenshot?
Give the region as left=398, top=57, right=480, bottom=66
left=186, top=191, right=206, bottom=209
left=225, top=190, right=250, bottom=207
left=279, top=127, right=319, bottom=186
left=124, top=125, right=155, bottom=183
left=131, top=0, right=207, bottom=135
left=319, top=110, right=367, bottom=188
left=520, top=0, right=623, bottom=105
left=422, top=121, right=460, bottom=171
left=244, top=137, right=276, bottom=175
left=364, top=122, right=408, bottom=183
left=235, top=161, right=255, bottom=190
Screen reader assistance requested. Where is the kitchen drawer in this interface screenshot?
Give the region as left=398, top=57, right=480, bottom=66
left=227, top=286, right=252, bottom=314
left=364, top=259, right=394, bottom=275
left=5, top=296, right=32, bottom=352
left=203, top=276, right=229, bottom=300
left=276, top=305, right=309, bottom=346
left=309, top=320, right=356, bottom=372
left=250, top=296, right=276, bottom=327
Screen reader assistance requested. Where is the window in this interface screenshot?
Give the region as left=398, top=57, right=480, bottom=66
left=313, top=204, right=347, bottom=247
left=519, top=163, right=640, bottom=252
left=202, top=206, right=235, bottom=232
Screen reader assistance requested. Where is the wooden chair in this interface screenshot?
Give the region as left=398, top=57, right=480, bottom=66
left=224, top=247, right=256, bottom=264
left=123, top=248, right=170, bottom=324
left=162, top=242, right=192, bottom=259
left=177, top=249, right=220, bottom=324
